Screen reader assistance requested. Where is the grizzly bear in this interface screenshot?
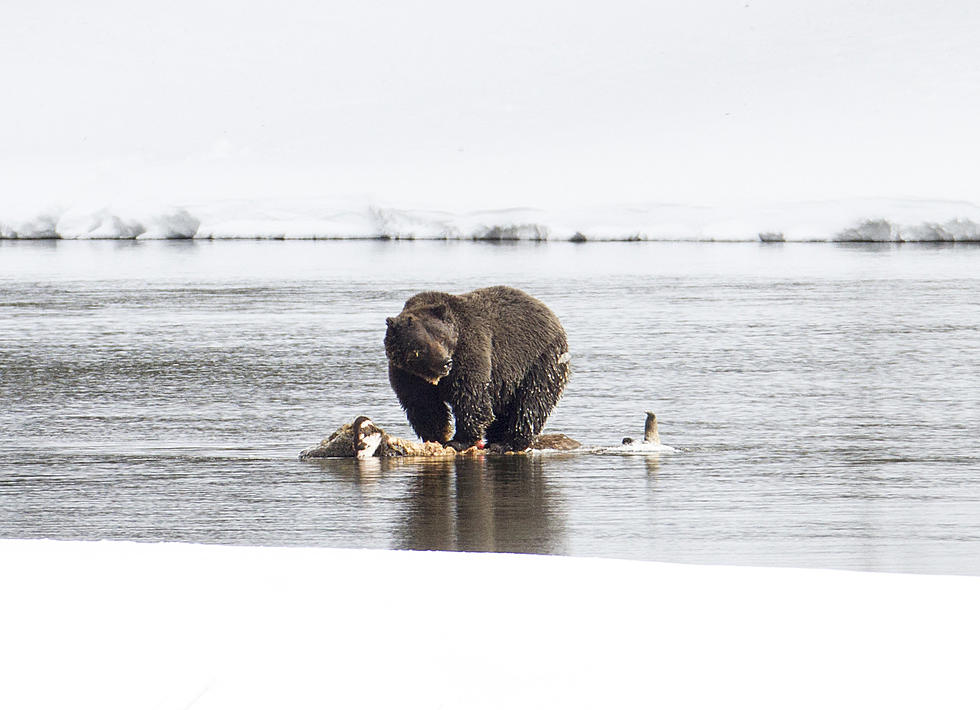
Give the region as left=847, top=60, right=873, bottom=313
left=384, top=286, right=570, bottom=452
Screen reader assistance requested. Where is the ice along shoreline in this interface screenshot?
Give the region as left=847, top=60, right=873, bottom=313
left=4, top=197, right=980, bottom=243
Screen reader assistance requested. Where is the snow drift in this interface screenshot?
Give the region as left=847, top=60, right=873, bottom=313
left=1, top=539, right=977, bottom=710
left=3, top=197, right=980, bottom=242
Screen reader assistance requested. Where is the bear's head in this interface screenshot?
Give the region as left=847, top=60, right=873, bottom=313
left=384, top=302, right=457, bottom=385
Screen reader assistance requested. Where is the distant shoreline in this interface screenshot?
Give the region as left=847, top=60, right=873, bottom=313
left=5, top=198, right=980, bottom=243
left=4, top=232, right=980, bottom=244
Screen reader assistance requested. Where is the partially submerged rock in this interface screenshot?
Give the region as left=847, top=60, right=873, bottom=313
left=531, top=433, right=582, bottom=451
left=299, top=416, right=581, bottom=459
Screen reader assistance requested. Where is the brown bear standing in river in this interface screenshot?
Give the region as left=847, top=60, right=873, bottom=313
left=384, top=286, right=570, bottom=452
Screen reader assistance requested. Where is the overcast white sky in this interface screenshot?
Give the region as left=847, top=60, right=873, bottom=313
left=2, top=0, right=979, bottom=210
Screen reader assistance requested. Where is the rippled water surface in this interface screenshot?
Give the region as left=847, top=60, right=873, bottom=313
left=2, top=239, right=979, bottom=574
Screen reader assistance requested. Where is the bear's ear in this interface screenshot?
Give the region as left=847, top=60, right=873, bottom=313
left=430, top=304, right=449, bottom=320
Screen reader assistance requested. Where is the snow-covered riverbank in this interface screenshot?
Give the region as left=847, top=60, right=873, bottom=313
left=4, top=197, right=980, bottom=242
left=2, top=539, right=976, bottom=709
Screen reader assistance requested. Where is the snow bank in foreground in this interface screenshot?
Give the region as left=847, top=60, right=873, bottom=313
left=3, top=197, right=980, bottom=242
left=1, top=539, right=976, bottom=710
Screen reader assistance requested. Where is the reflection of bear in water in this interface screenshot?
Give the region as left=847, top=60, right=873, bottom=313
left=384, top=286, right=570, bottom=452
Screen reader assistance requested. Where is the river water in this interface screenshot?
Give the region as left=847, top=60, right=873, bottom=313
left=1, top=239, right=979, bottom=575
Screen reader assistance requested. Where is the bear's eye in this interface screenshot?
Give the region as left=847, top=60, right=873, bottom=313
left=412, top=350, right=420, bottom=359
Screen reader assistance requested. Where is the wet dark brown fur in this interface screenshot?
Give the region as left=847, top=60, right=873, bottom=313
left=384, top=286, right=570, bottom=451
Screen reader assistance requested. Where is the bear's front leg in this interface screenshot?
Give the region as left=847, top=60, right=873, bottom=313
left=389, top=364, right=453, bottom=443
left=445, top=377, right=494, bottom=450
